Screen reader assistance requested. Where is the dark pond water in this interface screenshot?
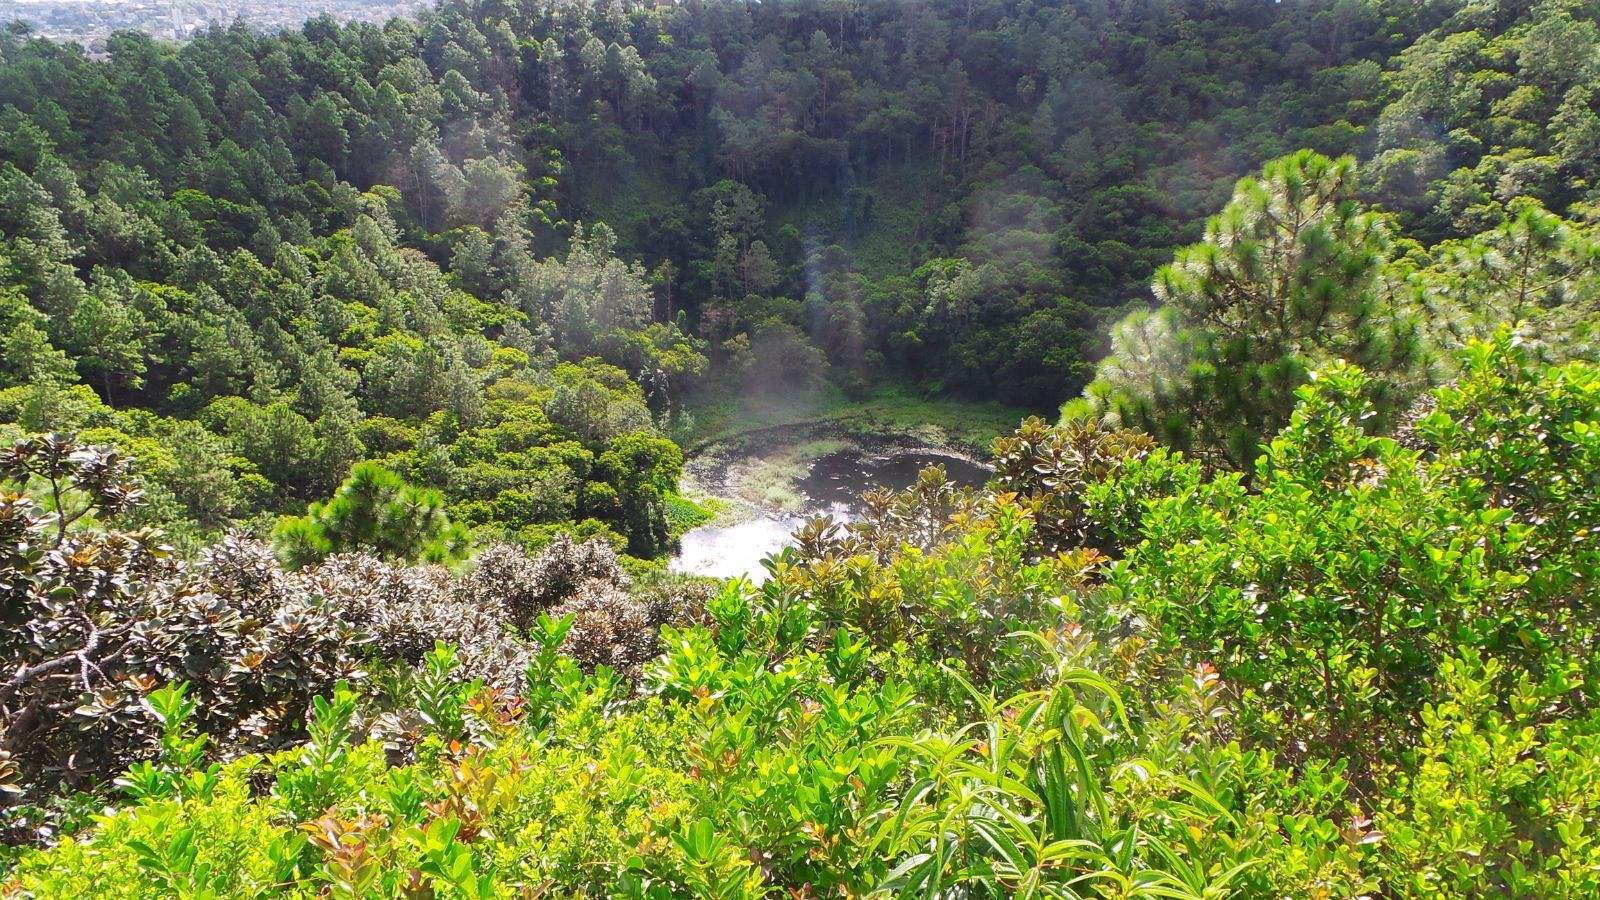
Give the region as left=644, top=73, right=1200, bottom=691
left=671, top=447, right=990, bottom=582
left=797, top=449, right=993, bottom=516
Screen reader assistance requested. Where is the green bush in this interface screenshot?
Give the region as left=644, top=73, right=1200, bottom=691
left=1375, top=651, right=1600, bottom=897
left=1097, top=335, right=1599, bottom=773
left=7, top=342, right=1599, bottom=897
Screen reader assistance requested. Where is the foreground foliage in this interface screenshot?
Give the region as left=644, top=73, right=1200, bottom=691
left=0, top=438, right=699, bottom=814
left=1106, top=333, right=1599, bottom=773
left=6, top=339, right=1597, bottom=896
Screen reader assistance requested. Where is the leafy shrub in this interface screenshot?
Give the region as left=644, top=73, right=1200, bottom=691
left=463, top=537, right=690, bottom=679
left=991, top=415, right=1156, bottom=552
left=0, top=442, right=657, bottom=808
left=789, top=461, right=982, bottom=564
left=290, top=550, right=528, bottom=694
left=1097, top=335, right=1598, bottom=775
left=0, top=438, right=365, bottom=809
left=1374, top=651, right=1600, bottom=897
left=460, top=535, right=626, bottom=630
left=1097, top=354, right=1593, bottom=771
left=7, top=341, right=1599, bottom=898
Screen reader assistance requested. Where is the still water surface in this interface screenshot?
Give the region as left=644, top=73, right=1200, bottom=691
left=672, top=447, right=990, bottom=581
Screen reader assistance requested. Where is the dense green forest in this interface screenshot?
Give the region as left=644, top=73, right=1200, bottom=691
left=1, top=0, right=1598, bottom=896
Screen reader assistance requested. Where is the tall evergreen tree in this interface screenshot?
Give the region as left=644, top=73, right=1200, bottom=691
left=1084, top=151, right=1425, bottom=467
left=274, top=461, right=468, bottom=568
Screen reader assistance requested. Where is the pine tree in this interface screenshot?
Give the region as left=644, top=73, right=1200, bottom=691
left=273, top=462, right=467, bottom=569
left=1083, top=151, right=1425, bottom=468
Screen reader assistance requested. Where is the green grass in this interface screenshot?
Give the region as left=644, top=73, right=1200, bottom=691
left=730, top=437, right=848, bottom=510
left=664, top=492, right=725, bottom=539
left=678, top=378, right=1034, bottom=455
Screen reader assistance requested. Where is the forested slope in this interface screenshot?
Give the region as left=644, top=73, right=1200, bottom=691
left=3, top=0, right=1597, bottom=539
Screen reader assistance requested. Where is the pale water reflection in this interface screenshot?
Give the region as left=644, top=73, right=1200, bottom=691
left=672, top=447, right=990, bottom=582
